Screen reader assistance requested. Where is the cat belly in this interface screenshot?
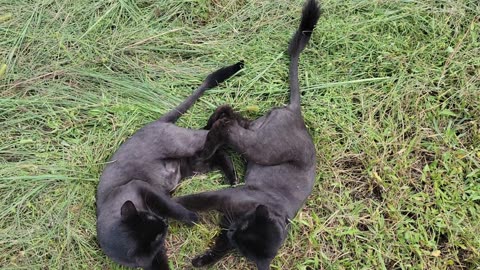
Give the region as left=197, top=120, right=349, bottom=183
left=148, top=159, right=182, bottom=191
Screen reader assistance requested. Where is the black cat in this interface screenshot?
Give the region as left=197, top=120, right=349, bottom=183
left=96, top=61, right=243, bottom=270
left=174, top=1, right=320, bottom=269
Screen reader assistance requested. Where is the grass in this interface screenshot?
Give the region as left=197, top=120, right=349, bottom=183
left=1, top=0, right=479, bottom=269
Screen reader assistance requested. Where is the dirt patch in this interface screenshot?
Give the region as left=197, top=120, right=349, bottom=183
left=334, top=153, right=384, bottom=202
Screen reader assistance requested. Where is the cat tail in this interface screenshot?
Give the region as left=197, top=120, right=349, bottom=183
left=159, top=61, right=244, bottom=123
left=287, top=0, right=321, bottom=112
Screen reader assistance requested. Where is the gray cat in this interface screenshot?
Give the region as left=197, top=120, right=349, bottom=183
left=175, top=1, right=320, bottom=269
left=96, top=61, right=243, bottom=270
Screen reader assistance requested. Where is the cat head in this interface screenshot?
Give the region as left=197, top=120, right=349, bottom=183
left=99, top=200, right=169, bottom=269
left=227, top=204, right=287, bottom=270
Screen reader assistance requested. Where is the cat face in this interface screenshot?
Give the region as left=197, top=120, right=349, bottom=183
left=100, top=201, right=168, bottom=268
left=227, top=205, right=285, bottom=269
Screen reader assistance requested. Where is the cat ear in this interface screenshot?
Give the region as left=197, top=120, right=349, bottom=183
left=121, top=200, right=138, bottom=220
left=255, top=204, right=269, bottom=219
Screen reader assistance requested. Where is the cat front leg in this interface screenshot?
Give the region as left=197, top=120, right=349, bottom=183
left=209, top=149, right=237, bottom=185
left=145, top=247, right=170, bottom=270
left=137, top=183, right=199, bottom=224
left=174, top=188, right=235, bottom=212
left=192, top=216, right=233, bottom=267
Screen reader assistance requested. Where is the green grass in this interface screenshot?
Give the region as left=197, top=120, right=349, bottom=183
left=1, top=0, right=479, bottom=269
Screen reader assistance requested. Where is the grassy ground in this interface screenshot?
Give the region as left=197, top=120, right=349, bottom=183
left=1, top=0, right=479, bottom=269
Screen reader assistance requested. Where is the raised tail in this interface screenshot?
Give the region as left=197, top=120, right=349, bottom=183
left=287, top=0, right=321, bottom=112
left=160, top=61, right=244, bottom=123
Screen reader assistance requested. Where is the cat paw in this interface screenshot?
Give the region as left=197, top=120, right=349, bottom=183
left=192, top=253, right=213, bottom=267
left=183, top=211, right=199, bottom=226
left=212, top=117, right=231, bottom=130
left=204, top=105, right=234, bottom=129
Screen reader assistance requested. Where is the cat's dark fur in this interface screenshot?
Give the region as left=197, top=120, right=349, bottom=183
left=175, top=1, right=320, bottom=269
left=96, top=61, right=243, bottom=270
